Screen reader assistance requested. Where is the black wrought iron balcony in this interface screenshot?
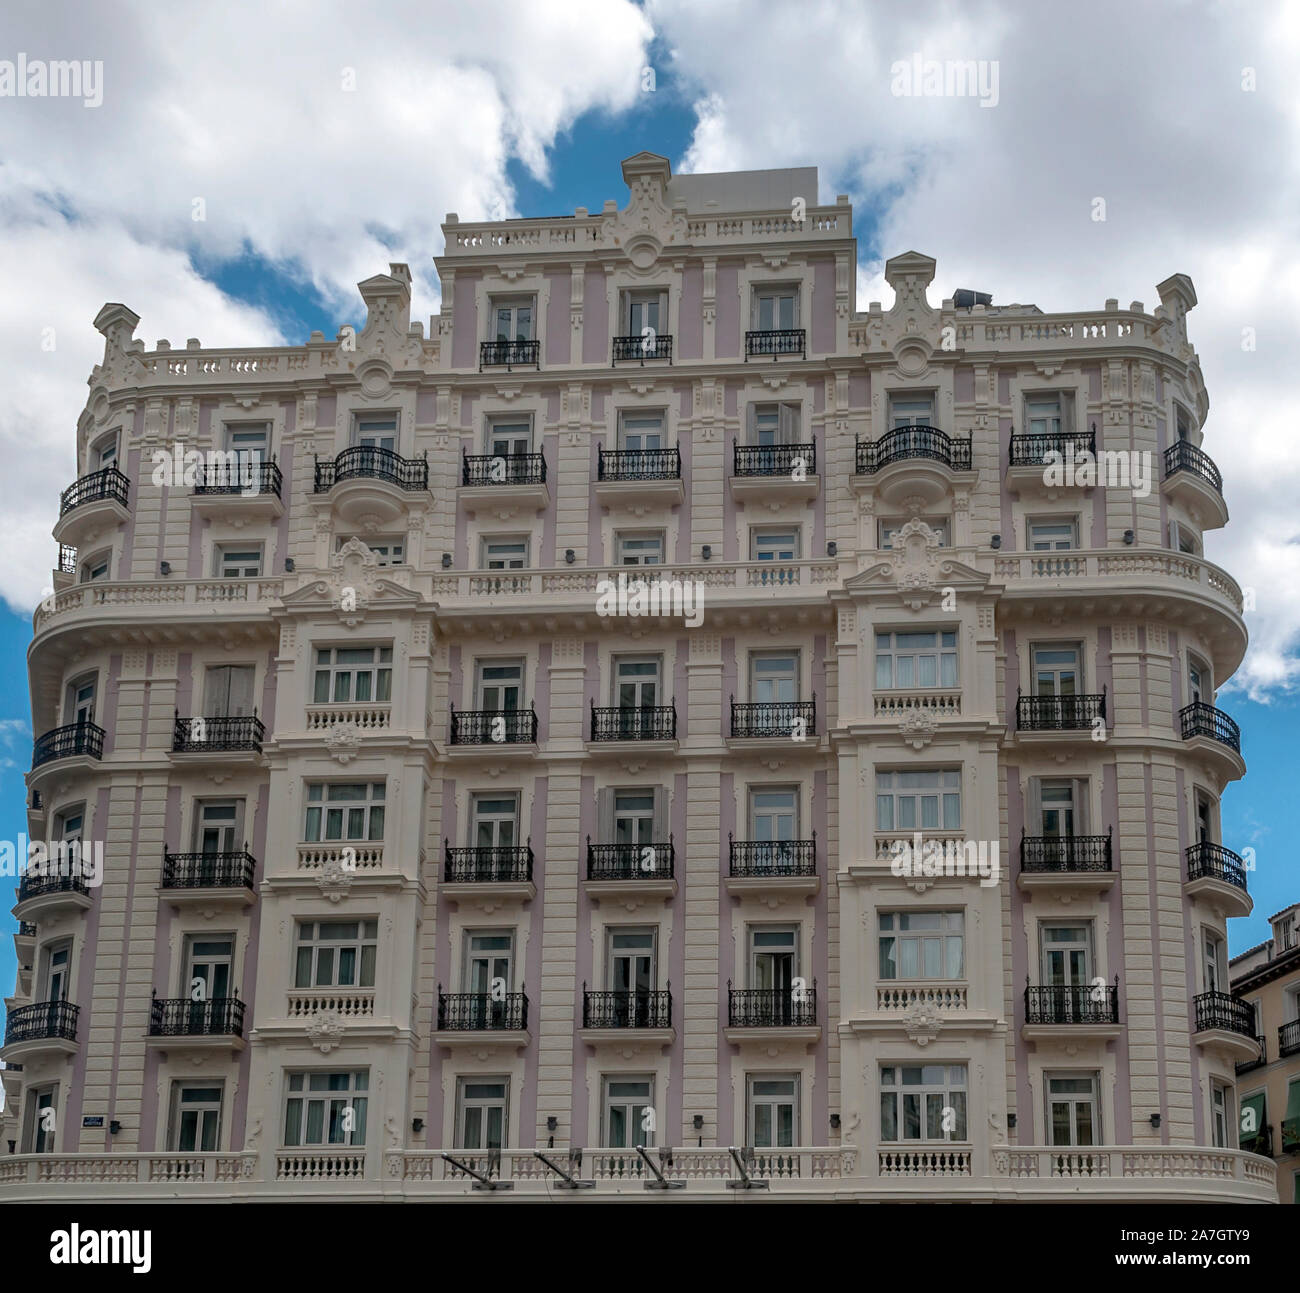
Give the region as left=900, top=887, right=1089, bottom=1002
left=1279, top=1018, right=1300, bottom=1058
left=444, top=841, right=534, bottom=884
left=744, top=328, right=805, bottom=360
left=32, top=721, right=104, bottom=769
left=586, top=838, right=674, bottom=881
left=1016, top=690, right=1107, bottom=732
left=1008, top=426, right=1097, bottom=467
left=1236, top=1036, right=1267, bottom=1074
left=314, top=445, right=428, bottom=492
left=436, top=989, right=528, bottom=1031
left=1240, top=1123, right=1273, bottom=1158
left=193, top=458, right=283, bottom=497
left=173, top=713, right=264, bottom=753
left=17, top=921, right=37, bottom=937
left=462, top=450, right=547, bottom=486
left=597, top=446, right=681, bottom=481
left=1186, top=841, right=1248, bottom=892
left=1024, top=982, right=1120, bottom=1025
left=58, top=543, right=77, bottom=573
left=17, top=872, right=91, bottom=905
left=730, top=697, right=816, bottom=739
left=1020, top=831, right=1113, bottom=873
left=582, top=986, right=673, bottom=1029
left=612, top=334, right=673, bottom=364
left=1193, top=990, right=1255, bottom=1037
left=590, top=703, right=676, bottom=742
left=161, top=849, right=256, bottom=890
left=449, top=705, right=537, bottom=746
left=479, top=339, right=540, bottom=370
left=856, top=426, right=973, bottom=474
left=4, top=999, right=79, bottom=1046
left=728, top=983, right=817, bottom=1028
left=1179, top=702, right=1240, bottom=753
left=733, top=441, right=816, bottom=477
left=59, top=466, right=129, bottom=516
left=149, top=994, right=245, bottom=1038
left=1164, top=440, right=1222, bottom=494
left=729, top=836, right=816, bottom=878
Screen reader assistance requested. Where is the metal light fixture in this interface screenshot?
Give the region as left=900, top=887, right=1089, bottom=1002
left=284, top=557, right=295, bottom=572
left=826, top=541, right=837, bottom=557
left=565, top=549, right=575, bottom=564
left=547, top=1115, right=558, bottom=1149
left=412, top=1118, right=424, bottom=1135
left=990, top=534, right=1002, bottom=550
left=1149, top=1113, right=1161, bottom=1129
left=1123, top=529, right=1135, bottom=545
left=441, top=553, right=452, bottom=569
left=109, top=1120, right=121, bottom=1135
left=1007, top=1113, right=1017, bottom=1130
left=693, top=1114, right=704, bottom=1147
left=829, top=1113, right=841, bottom=1131
left=702, top=544, right=712, bottom=561
left=160, top=561, right=171, bottom=575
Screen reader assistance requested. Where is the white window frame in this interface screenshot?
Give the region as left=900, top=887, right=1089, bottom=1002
left=887, top=394, right=936, bottom=428
left=880, top=1064, right=968, bottom=1143
left=351, top=413, right=397, bottom=451
left=602, top=1074, right=655, bottom=1148
left=747, top=1074, right=800, bottom=1148
left=1045, top=1072, right=1101, bottom=1147
left=282, top=1070, right=368, bottom=1147
left=878, top=911, right=965, bottom=981
left=879, top=518, right=949, bottom=549
left=312, top=645, right=393, bottom=706
left=615, top=531, right=665, bottom=566
left=1027, top=517, right=1079, bottom=551
left=168, top=1081, right=225, bottom=1153
left=874, top=630, right=958, bottom=691
left=303, top=782, right=386, bottom=842
left=471, top=793, right=519, bottom=849
left=214, top=544, right=263, bottom=579
left=751, top=285, right=800, bottom=331
left=616, top=409, right=666, bottom=451
left=749, top=402, right=801, bottom=445
left=875, top=769, right=962, bottom=832
left=79, top=549, right=110, bottom=583
left=337, top=535, right=404, bottom=567
left=23, top=1083, right=59, bottom=1154
left=294, top=919, right=378, bottom=990
left=489, top=296, right=536, bottom=343
left=455, top=1077, right=510, bottom=1150
left=481, top=536, right=529, bottom=570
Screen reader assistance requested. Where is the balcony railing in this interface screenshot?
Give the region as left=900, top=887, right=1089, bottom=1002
left=32, top=721, right=104, bottom=769
left=728, top=984, right=817, bottom=1028
left=314, top=445, right=428, bottom=492
left=59, top=466, right=129, bottom=516
left=856, top=426, right=973, bottom=473
left=17, top=872, right=91, bottom=905
left=161, top=849, right=256, bottom=890
left=733, top=441, right=816, bottom=477
left=4, top=1000, right=79, bottom=1046
left=597, top=446, right=681, bottom=481
left=582, top=987, right=673, bottom=1029
left=1239, top=1123, right=1273, bottom=1158
left=58, top=543, right=77, bottom=573
left=449, top=705, right=538, bottom=746
left=1164, top=440, right=1223, bottom=494
left=436, top=990, right=529, bottom=1031
left=479, top=339, right=540, bottom=370
left=443, top=842, right=534, bottom=884
left=173, top=713, right=265, bottom=753
left=1024, top=982, right=1120, bottom=1025
left=590, top=703, right=676, bottom=742
left=1179, top=702, right=1240, bottom=753
left=1016, top=690, right=1106, bottom=732
left=612, top=334, right=673, bottom=364
left=17, top=921, right=37, bottom=937
left=1186, top=841, right=1248, bottom=892
left=193, top=458, right=283, bottom=498
left=729, top=836, right=817, bottom=878
left=461, top=450, right=547, bottom=486
left=586, top=838, right=674, bottom=881
left=1236, top=1036, right=1267, bottom=1074
left=1020, top=831, right=1113, bottom=873
left=1279, top=1019, right=1300, bottom=1058
left=730, top=697, right=816, bottom=739
left=148, top=995, right=245, bottom=1038
left=1008, top=426, right=1097, bottom=467
left=745, top=328, right=805, bottom=360
left=1193, top=990, right=1255, bottom=1038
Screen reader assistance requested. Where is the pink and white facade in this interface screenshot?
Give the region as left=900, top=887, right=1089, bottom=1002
left=0, top=153, right=1275, bottom=1200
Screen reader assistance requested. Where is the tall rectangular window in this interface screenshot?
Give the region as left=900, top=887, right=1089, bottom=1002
left=456, top=1078, right=509, bottom=1150
left=603, top=1076, right=654, bottom=1148
left=283, top=1071, right=368, bottom=1146
left=1046, top=1074, right=1099, bottom=1147
left=880, top=1065, right=967, bottom=1142
left=203, top=664, right=256, bottom=717
left=747, top=1075, right=799, bottom=1148
left=169, top=1082, right=224, bottom=1152
left=753, top=288, right=797, bottom=332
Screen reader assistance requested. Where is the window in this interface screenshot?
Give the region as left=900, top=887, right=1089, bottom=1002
left=750, top=653, right=799, bottom=706
left=23, top=1084, right=58, bottom=1154
left=1032, top=644, right=1082, bottom=697
left=617, top=410, right=665, bottom=451
left=880, top=1065, right=968, bottom=1142
left=879, top=519, right=948, bottom=549
left=283, top=1071, right=368, bottom=1147
left=295, top=920, right=378, bottom=989
left=1195, top=792, right=1214, bottom=845
left=337, top=535, right=403, bottom=567
left=303, top=783, right=386, bottom=842
left=66, top=673, right=96, bottom=726
left=474, top=659, right=523, bottom=711
left=464, top=931, right=515, bottom=1021
left=1171, top=520, right=1200, bottom=556
left=1284, top=1080, right=1300, bottom=1154
left=1188, top=655, right=1210, bottom=707
left=225, top=422, right=269, bottom=462
left=889, top=395, right=935, bottom=428
left=79, top=550, right=110, bottom=583
left=456, top=1078, right=508, bottom=1150
left=353, top=415, right=396, bottom=451
left=623, top=290, right=667, bottom=338
left=749, top=926, right=798, bottom=990
left=1036, top=779, right=1086, bottom=838
left=603, top=1076, right=654, bottom=1148
left=750, top=787, right=798, bottom=842
left=751, top=529, right=800, bottom=585
left=750, top=402, right=800, bottom=445
left=1203, top=930, right=1226, bottom=995
left=482, top=537, right=528, bottom=570
left=193, top=799, right=242, bottom=853
left=486, top=416, right=532, bottom=457
left=40, top=940, right=72, bottom=1003
left=613, top=656, right=661, bottom=708
left=203, top=664, right=256, bottom=717
left=875, top=631, right=957, bottom=690
left=616, top=532, right=664, bottom=566
left=613, top=790, right=655, bottom=846
left=607, top=927, right=657, bottom=1002
left=1211, top=1082, right=1232, bottom=1149
left=752, top=286, right=798, bottom=331
left=184, top=934, right=233, bottom=1004
left=1025, top=392, right=1067, bottom=437
left=878, top=912, right=964, bottom=980
left=876, top=769, right=961, bottom=832
left=748, top=1075, right=799, bottom=1148
left=1028, top=518, right=1078, bottom=551
left=54, top=805, right=84, bottom=847
left=169, top=1083, right=223, bottom=1152
left=1176, top=406, right=1191, bottom=441
left=215, top=545, right=262, bottom=578
left=491, top=298, right=534, bottom=343
left=472, top=793, right=519, bottom=849
left=91, top=431, right=119, bottom=471
left=313, top=646, right=392, bottom=705
left=1046, top=1074, right=1099, bottom=1147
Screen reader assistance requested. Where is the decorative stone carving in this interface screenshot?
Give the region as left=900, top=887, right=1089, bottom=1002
left=902, top=1000, right=943, bottom=1046
left=324, top=723, right=362, bottom=766
left=316, top=855, right=355, bottom=904
left=899, top=711, right=937, bottom=751
left=306, top=1013, right=346, bottom=1053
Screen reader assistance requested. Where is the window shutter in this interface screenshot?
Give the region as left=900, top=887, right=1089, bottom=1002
left=165, top=1085, right=178, bottom=1153
left=658, top=290, right=668, bottom=333
left=1027, top=779, right=1043, bottom=834
left=202, top=667, right=228, bottom=718
left=1073, top=779, right=1090, bottom=834
left=779, top=403, right=798, bottom=443
left=228, top=666, right=256, bottom=717
left=652, top=786, right=669, bottom=842
left=1061, top=393, right=1075, bottom=434
left=747, top=403, right=757, bottom=441
left=598, top=788, right=613, bottom=845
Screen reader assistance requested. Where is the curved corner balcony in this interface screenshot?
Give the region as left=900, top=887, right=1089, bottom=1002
left=595, top=446, right=684, bottom=509
left=1163, top=440, right=1227, bottom=530
left=32, top=721, right=104, bottom=772
left=1184, top=841, right=1251, bottom=918
left=1017, top=831, right=1114, bottom=894
left=191, top=458, right=284, bottom=521
left=1, top=999, right=79, bottom=1062
left=313, top=445, right=429, bottom=526
left=479, top=338, right=540, bottom=371
left=14, top=871, right=94, bottom=922
left=1192, top=990, right=1260, bottom=1062
left=53, top=466, right=129, bottom=548
left=1179, top=702, right=1244, bottom=779
left=147, top=994, right=246, bottom=1053
left=854, top=426, right=974, bottom=505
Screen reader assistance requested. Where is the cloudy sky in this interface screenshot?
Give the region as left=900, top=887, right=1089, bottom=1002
left=0, top=0, right=1296, bottom=952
